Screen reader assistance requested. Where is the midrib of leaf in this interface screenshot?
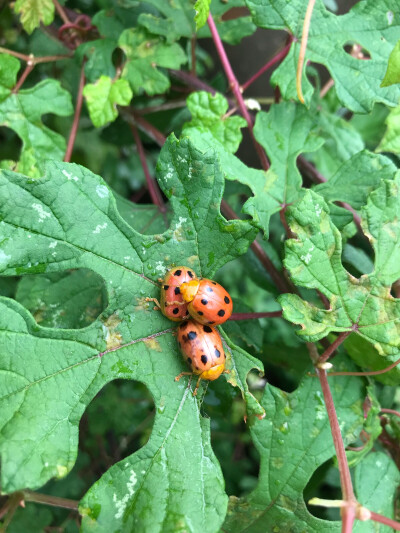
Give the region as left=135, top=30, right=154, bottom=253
left=0, top=329, right=172, bottom=402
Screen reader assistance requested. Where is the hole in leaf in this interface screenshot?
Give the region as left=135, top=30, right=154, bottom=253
left=221, top=6, right=251, bottom=21
left=80, top=380, right=155, bottom=477
left=304, top=459, right=341, bottom=521
left=342, top=42, right=371, bottom=60
left=15, top=269, right=108, bottom=329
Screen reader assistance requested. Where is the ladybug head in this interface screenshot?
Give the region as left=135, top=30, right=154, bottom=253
left=180, top=279, right=200, bottom=303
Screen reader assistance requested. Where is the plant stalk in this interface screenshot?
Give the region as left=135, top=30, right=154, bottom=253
left=23, top=490, right=79, bottom=511
left=64, top=62, right=86, bottom=162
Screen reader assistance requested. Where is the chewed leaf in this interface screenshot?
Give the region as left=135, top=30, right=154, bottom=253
left=279, top=176, right=400, bottom=356
left=83, top=76, right=132, bottom=127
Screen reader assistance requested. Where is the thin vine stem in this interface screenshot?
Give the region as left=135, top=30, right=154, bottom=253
left=380, top=408, right=400, bottom=419
left=369, top=511, right=400, bottom=530
left=318, top=331, right=352, bottom=364
left=296, top=0, right=316, bottom=104
left=23, top=490, right=79, bottom=511
left=207, top=13, right=270, bottom=171
left=229, top=311, right=282, bottom=320
left=324, top=356, right=400, bottom=377
left=0, top=47, right=73, bottom=64
left=241, top=38, right=293, bottom=92
left=53, top=0, right=71, bottom=24
left=12, top=62, right=34, bottom=93
left=64, top=62, right=86, bottom=163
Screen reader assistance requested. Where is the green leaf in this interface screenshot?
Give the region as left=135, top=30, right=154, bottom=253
left=0, top=136, right=259, bottom=507
left=246, top=0, right=400, bottom=112
left=222, top=357, right=365, bottom=532
left=195, top=0, right=211, bottom=29
left=77, top=40, right=117, bottom=82
left=377, top=103, right=400, bottom=154
left=184, top=100, right=324, bottom=237
left=355, top=452, right=400, bottom=524
left=0, top=54, right=73, bottom=177
left=184, top=91, right=247, bottom=153
left=119, top=27, right=186, bottom=95
left=314, top=151, right=397, bottom=209
left=15, top=270, right=107, bottom=329
left=279, top=176, right=400, bottom=355
left=381, top=39, right=400, bottom=87
left=83, top=76, right=133, bottom=128
left=138, top=0, right=196, bottom=43
left=14, top=0, right=54, bottom=34
left=197, top=0, right=256, bottom=45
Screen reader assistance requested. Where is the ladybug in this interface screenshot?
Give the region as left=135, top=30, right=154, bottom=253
left=146, top=266, right=197, bottom=321
left=179, top=278, right=233, bottom=325
left=175, top=319, right=228, bottom=395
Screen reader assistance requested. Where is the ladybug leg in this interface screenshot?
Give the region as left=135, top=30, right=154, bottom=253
left=224, top=369, right=231, bottom=374
left=145, top=297, right=161, bottom=311
left=157, top=277, right=164, bottom=283
left=165, top=300, right=186, bottom=307
left=193, top=376, right=203, bottom=396
left=174, top=371, right=192, bottom=382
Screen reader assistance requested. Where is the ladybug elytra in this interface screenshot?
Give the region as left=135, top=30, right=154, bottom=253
left=179, top=278, right=233, bottom=325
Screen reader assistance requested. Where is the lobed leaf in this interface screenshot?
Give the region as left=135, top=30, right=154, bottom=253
left=279, top=174, right=400, bottom=356
left=83, top=76, right=133, bottom=128
left=246, top=0, right=400, bottom=112
left=195, top=0, right=211, bottom=29
left=381, top=39, right=400, bottom=87
left=14, top=0, right=55, bottom=34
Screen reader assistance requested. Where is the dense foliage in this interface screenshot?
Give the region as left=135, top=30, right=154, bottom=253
left=0, top=0, right=399, bottom=532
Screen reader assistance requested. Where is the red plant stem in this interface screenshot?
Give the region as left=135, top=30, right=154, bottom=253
left=23, top=490, right=79, bottom=510
left=130, top=124, right=166, bottom=214
left=229, top=311, right=282, bottom=320
left=207, top=13, right=270, bottom=171
left=369, top=511, right=400, bottom=530
left=318, top=331, right=352, bottom=364
left=124, top=110, right=167, bottom=147
left=12, top=62, right=34, bottom=93
left=169, top=69, right=217, bottom=95
left=53, top=0, right=71, bottom=24
left=380, top=408, right=400, bottom=418
left=326, top=356, right=400, bottom=377
left=0, top=47, right=73, bottom=64
left=64, top=63, right=85, bottom=163
left=317, top=369, right=356, bottom=504
left=241, top=39, right=293, bottom=92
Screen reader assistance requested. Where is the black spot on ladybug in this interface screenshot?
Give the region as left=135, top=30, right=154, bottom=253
left=182, top=335, right=188, bottom=343
left=201, top=299, right=208, bottom=305
left=165, top=302, right=168, bottom=307
left=163, top=285, right=169, bottom=290
left=188, top=271, right=193, bottom=278
left=180, top=321, right=189, bottom=330
left=211, top=281, right=217, bottom=285
left=224, top=296, right=230, bottom=304
left=208, top=321, right=215, bottom=325
left=174, top=269, right=182, bottom=276
left=218, top=309, right=225, bottom=317
left=215, top=349, right=221, bottom=358
left=174, top=286, right=181, bottom=295
left=188, top=331, right=197, bottom=340
left=173, top=307, right=179, bottom=314
left=206, top=286, right=213, bottom=293
left=201, top=355, right=208, bottom=365
left=187, top=357, right=192, bottom=365
left=203, top=325, right=212, bottom=333
left=197, top=311, right=204, bottom=316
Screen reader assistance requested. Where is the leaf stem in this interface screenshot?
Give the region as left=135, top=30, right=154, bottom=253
left=12, top=62, right=35, bottom=93
left=229, top=311, right=282, bottom=320
left=169, top=69, right=217, bottom=95
left=23, top=490, right=79, bottom=511
left=380, top=408, right=400, bottom=419
left=64, top=62, right=86, bottom=163
left=318, top=331, right=352, bottom=364
left=324, top=356, right=400, bottom=377
left=191, top=35, right=197, bottom=75
left=53, top=0, right=71, bottom=24
left=369, top=511, right=400, bottom=530
left=0, top=493, right=23, bottom=531
left=296, top=0, right=316, bottom=104
left=0, top=47, right=72, bottom=64
left=317, top=368, right=356, bottom=504
left=130, top=124, right=167, bottom=220
left=241, top=38, right=293, bottom=92
left=207, top=13, right=270, bottom=171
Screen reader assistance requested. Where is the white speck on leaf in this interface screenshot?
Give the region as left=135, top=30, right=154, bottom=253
left=387, top=11, right=394, bottom=24
left=315, top=203, right=322, bottom=217
left=93, top=223, right=108, bottom=234
left=301, top=252, right=312, bottom=265
left=113, top=470, right=138, bottom=519
left=96, top=185, right=109, bottom=198
left=32, top=203, right=51, bottom=222
left=155, top=261, right=167, bottom=274
left=49, top=241, right=57, bottom=248
left=62, top=169, right=78, bottom=181
left=0, top=250, right=11, bottom=267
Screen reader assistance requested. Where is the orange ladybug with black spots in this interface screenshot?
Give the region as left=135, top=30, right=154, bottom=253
left=146, top=266, right=197, bottom=321
left=179, top=278, right=233, bottom=325
left=175, top=319, right=228, bottom=395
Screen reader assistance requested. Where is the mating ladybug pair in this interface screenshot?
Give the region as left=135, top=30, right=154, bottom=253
left=147, top=266, right=232, bottom=395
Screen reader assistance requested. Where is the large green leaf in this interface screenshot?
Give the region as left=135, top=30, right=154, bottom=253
left=222, top=357, right=365, bottom=532
left=0, top=137, right=260, bottom=530
left=279, top=174, right=400, bottom=356
left=0, top=54, right=73, bottom=177
left=14, top=0, right=54, bottom=34
left=245, top=0, right=400, bottom=112
left=119, top=27, right=186, bottom=96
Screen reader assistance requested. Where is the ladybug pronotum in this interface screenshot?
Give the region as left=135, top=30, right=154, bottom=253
left=175, top=319, right=228, bottom=395
left=146, top=266, right=197, bottom=321
left=179, top=278, right=233, bottom=325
